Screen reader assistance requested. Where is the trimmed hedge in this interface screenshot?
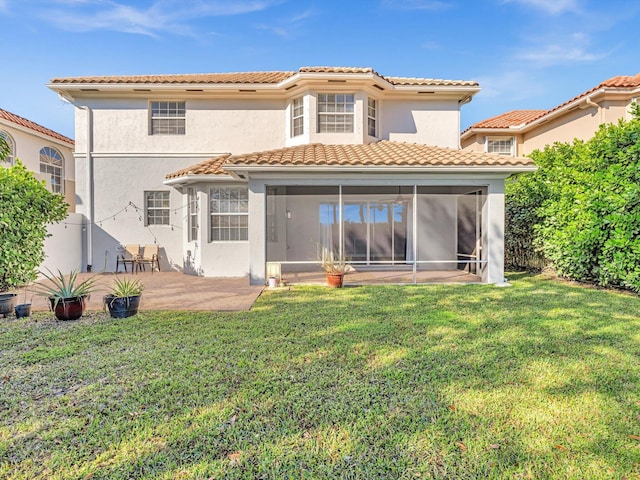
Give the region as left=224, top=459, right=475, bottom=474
left=505, top=103, right=640, bottom=291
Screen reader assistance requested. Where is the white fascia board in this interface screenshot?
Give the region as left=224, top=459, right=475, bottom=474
left=464, top=127, right=519, bottom=137
left=163, top=174, right=239, bottom=186
left=90, top=152, right=228, bottom=159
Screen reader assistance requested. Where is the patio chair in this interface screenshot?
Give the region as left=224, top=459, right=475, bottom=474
left=137, top=244, right=160, bottom=273
left=116, top=244, right=141, bottom=273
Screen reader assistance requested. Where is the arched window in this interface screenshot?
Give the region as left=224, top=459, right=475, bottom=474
left=39, top=146, right=64, bottom=194
left=0, top=131, right=15, bottom=166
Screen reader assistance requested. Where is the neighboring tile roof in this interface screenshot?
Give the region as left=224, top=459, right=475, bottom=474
left=165, top=141, right=533, bottom=179
left=463, top=73, right=640, bottom=135
left=51, top=67, right=478, bottom=88
left=601, top=73, right=640, bottom=88
left=0, top=108, right=74, bottom=145
left=467, top=110, right=547, bottom=129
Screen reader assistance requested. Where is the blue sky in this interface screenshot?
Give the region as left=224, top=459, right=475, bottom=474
left=1, top=0, right=638, bottom=139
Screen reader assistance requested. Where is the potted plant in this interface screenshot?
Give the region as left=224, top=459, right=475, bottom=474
left=103, top=277, right=144, bottom=318
left=14, top=282, right=32, bottom=319
left=0, top=291, right=17, bottom=319
left=321, top=250, right=354, bottom=288
left=35, top=269, right=97, bottom=321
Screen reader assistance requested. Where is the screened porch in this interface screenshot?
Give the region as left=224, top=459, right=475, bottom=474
left=265, top=185, right=487, bottom=285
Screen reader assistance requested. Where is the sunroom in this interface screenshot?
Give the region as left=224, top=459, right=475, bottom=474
left=164, top=141, right=536, bottom=285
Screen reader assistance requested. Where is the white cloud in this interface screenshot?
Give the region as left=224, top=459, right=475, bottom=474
left=39, top=0, right=279, bottom=37
left=421, top=40, right=441, bottom=50
left=518, top=44, right=604, bottom=65
left=503, top=0, right=580, bottom=15
left=515, top=32, right=610, bottom=67
left=473, top=71, right=546, bottom=101
left=256, top=7, right=316, bottom=39
left=380, top=0, right=452, bottom=10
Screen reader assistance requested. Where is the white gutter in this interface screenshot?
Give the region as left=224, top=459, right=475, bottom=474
left=163, top=174, right=238, bottom=186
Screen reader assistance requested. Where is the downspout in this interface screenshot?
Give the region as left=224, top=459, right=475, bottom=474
left=458, top=94, right=473, bottom=149
left=80, top=106, right=94, bottom=272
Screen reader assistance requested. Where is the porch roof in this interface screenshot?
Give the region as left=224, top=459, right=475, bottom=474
left=165, top=141, right=535, bottom=181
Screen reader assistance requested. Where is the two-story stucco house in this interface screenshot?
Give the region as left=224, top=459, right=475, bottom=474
left=0, top=108, right=75, bottom=210
left=48, top=67, right=534, bottom=286
left=461, top=73, right=640, bottom=157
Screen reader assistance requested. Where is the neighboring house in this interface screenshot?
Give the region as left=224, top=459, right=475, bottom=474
left=461, top=73, right=640, bottom=156
left=48, top=66, right=534, bottom=285
left=0, top=108, right=76, bottom=211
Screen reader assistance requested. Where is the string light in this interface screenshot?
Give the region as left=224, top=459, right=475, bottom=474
left=57, top=200, right=183, bottom=231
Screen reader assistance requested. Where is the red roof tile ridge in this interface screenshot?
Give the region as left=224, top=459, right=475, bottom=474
left=0, top=108, right=74, bottom=145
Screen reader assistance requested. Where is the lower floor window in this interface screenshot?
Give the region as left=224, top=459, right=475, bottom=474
left=145, top=191, right=170, bottom=225
left=210, top=186, right=248, bottom=241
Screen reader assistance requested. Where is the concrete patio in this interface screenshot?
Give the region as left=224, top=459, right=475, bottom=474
left=18, top=272, right=264, bottom=313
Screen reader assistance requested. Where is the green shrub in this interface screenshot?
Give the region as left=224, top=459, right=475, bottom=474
left=0, top=159, right=68, bottom=291
left=507, top=103, right=640, bottom=291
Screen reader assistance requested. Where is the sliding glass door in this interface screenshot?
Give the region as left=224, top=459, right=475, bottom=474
left=343, top=200, right=408, bottom=265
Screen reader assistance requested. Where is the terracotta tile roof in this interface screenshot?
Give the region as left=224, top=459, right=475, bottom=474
left=51, top=67, right=478, bottom=88
left=0, top=108, right=74, bottom=145
left=464, top=72, right=640, bottom=135
left=50, top=72, right=296, bottom=85
left=601, top=73, right=640, bottom=88
left=165, top=141, right=533, bottom=179
left=467, top=110, right=547, bottom=130
left=165, top=154, right=230, bottom=179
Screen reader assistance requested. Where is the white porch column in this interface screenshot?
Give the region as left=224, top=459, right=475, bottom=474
left=248, top=179, right=266, bottom=285
left=485, top=181, right=506, bottom=285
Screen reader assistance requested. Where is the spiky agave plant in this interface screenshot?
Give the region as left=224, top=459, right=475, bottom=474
left=35, top=269, right=98, bottom=308
left=109, top=277, right=144, bottom=298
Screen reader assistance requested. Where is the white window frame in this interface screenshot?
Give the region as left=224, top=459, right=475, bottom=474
left=317, top=93, right=355, bottom=133
left=367, top=97, right=377, bottom=137
left=150, top=101, right=186, bottom=135
left=486, top=136, right=515, bottom=156
left=0, top=131, right=15, bottom=166
left=187, top=187, right=198, bottom=242
left=291, top=96, right=304, bottom=137
left=145, top=191, right=170, bottom=226
left=209, top=185, right=249, bottom=242
left=39, top=146, right=64, bottom=194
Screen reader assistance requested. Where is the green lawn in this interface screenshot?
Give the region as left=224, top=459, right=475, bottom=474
left=1, top=273, right=640, bottom=479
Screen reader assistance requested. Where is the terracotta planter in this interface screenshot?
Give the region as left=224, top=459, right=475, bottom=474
left=0, top=293, right=17, bottom=318
left=104, top=294, right=141, bottom=318
left=326, top=273, right=345, bottom=288
left=49, top=296, right=88, bottom=321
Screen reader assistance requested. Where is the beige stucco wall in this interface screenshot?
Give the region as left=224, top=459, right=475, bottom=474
left=462, top=98, right=635, bottom=157
left=522, top=100, right=629, bottom=154
left=0, top=121, right=75, bottom=211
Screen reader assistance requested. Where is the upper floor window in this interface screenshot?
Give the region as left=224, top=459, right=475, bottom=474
left=0, top=131, right=15, bottom=166
left=317, top=93, right=354, bottom=133
left=210, top=186, right=248, bottom=241
left=291, top=97, right=304, bottom=137
left=150, top=101, right=186, bottom=135
left=367, top=98, right=377, bottom=137
left=486, top=137, right=514, bottom=156
left=145, top=191, right=170, bottom=225
left=39, top=146, right=64, bottom=194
